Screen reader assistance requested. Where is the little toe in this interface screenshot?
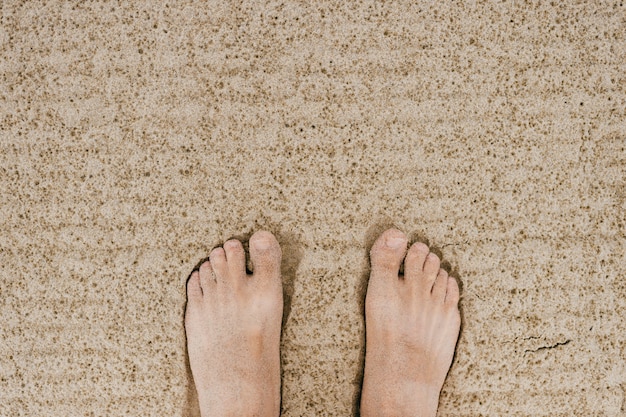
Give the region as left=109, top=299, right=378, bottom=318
left=249, top=231, right=282, bottom=283
left=432, top=268, right=448, bottom=301
left=224, top=239, right=246, bottom=279
left=209, top=247, right=228, bottom=282
left=199, top=260, right=215, bottom=290
left=186, top=270, right=203, bottom=301
left=445, top=276, right=461, bottom=307
left=369, top=229, right=408, bottom=277
left=404, top=242, right=430, bottom=282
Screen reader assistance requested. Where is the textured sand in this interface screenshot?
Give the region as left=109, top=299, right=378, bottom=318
left=1, top=1, right=625, bottom=416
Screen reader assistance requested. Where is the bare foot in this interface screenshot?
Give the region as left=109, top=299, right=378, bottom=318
left=185, top=231, right=283, bottom=417
left=361, top=229, right=461, bottom=417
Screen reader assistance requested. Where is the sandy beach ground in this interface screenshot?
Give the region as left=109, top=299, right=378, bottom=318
left=1, top=1, right=625, bottom=415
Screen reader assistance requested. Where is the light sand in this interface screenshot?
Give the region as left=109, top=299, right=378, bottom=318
left=1, top=1, right=625, bottom=416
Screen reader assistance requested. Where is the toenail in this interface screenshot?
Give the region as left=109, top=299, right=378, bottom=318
left=428, top=252, right=439, bottom=261
left=385, top=236, right=406, bottom=249
left=413, top=242, right=429, bottom=252
left=225, top=240, right=239, bottom=249
left=252, top=237, right=271, bottom=250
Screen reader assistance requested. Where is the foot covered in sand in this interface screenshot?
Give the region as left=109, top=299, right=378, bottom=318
left=185, top=231, right=283, bottom=417
left=361, top=229, right=461, bottom=417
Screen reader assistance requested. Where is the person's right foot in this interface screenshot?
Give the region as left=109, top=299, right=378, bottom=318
left=360, top=229, right=461, bottom=417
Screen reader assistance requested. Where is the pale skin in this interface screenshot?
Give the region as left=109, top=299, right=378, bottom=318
left=184, top=229, right=461, bottom=417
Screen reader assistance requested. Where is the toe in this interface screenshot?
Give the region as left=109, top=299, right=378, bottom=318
left=199, top=260, right=215, bottom=290
left=432, top=268, right=448, bottom=301
left=249, top=231, right=282, bottom=282
left=445, top=276, right=461, bottom=307
left=416, top=252, right=441, bottom=294
left=224, top=239, right=246, bottom=278
left=424, top=252, right=441, bottom=281
left=209, top=247, right=228, bottom=282
left=404, top=242, right=429, bottom=282
left=186, top=270, right=203, bottom=301
left=369, top=229, right=408, bottom=276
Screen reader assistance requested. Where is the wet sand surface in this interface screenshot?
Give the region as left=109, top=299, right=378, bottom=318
left=1, top=1, right=625, bottom=416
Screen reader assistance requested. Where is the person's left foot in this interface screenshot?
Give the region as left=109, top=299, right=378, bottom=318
left=185, top=231, right=283, bottom=417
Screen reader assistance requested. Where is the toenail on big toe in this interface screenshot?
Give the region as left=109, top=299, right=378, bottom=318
left=385, top=236, right=406, bottom=249
left=251, top=231, right=276, bottom=251
left=253, top=238, right=270, bottom=250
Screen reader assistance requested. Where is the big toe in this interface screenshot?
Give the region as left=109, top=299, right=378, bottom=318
left=370, top=228, right=408, bottom=276
left=249, top=231, right=282, bottom=282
